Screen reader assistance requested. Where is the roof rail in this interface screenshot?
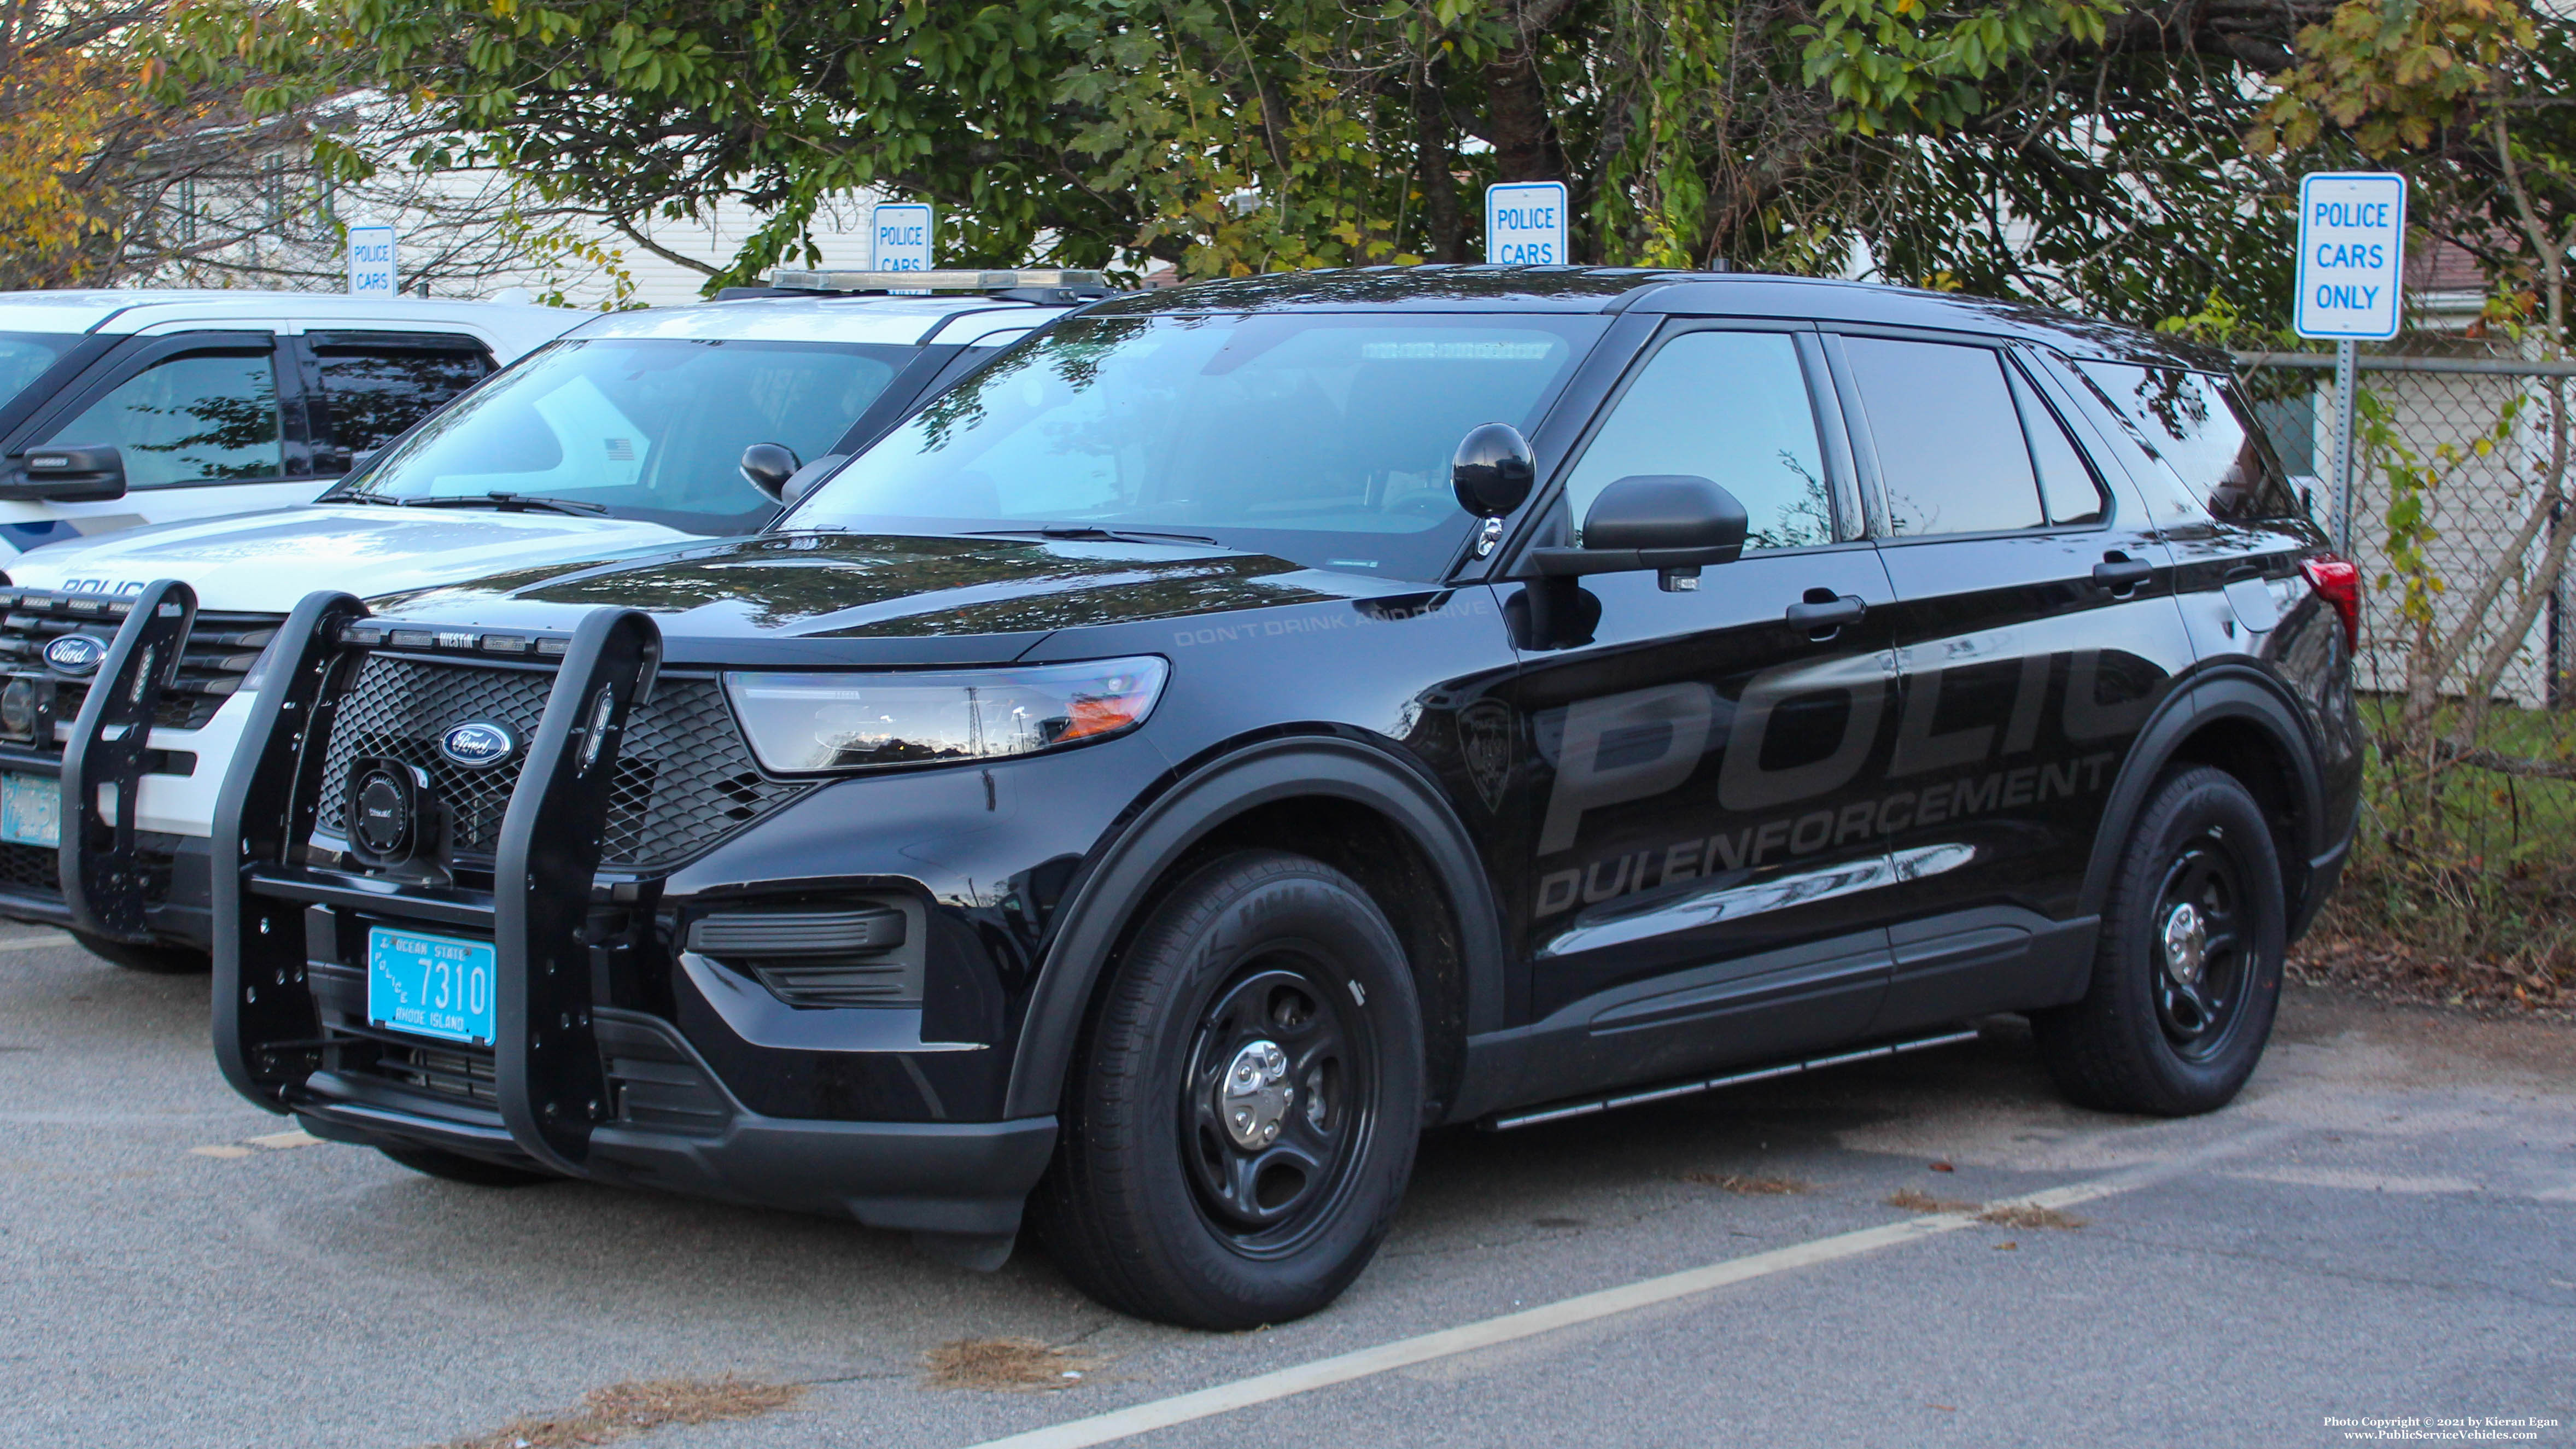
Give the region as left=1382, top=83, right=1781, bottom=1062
left=768, top=268, right=1108, bottom=293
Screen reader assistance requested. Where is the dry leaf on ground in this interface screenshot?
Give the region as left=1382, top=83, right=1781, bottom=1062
left=926, top=1337, right=1094, bottom=1392
left=1884, top=1188, right=1979, bottom=1214
left=1977, top=1203, right=2088, bottom=1231
left=437, top=1376, right=804, bottom=1449
left=1681, top=1172, right=1808, bottom=1195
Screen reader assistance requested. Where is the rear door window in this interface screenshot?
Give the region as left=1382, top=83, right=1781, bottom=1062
left=1842, top=337, right=2046, bottom=536
left=36, top=346, right=283, bottom=487
left=2076, top=362, right=2299, bottom=521
left=307, top=333, right=494, bottom=468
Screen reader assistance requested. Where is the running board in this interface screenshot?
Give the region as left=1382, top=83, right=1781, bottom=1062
left=1480, top=1029, right=1984, bottom=1132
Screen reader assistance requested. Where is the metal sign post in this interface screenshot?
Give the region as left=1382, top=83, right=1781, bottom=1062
left=1485, top=182, right=1568, bottom=265
left=346, top=224, right=398, bottom=298
left=2293, top=171, right=2408, bottom=553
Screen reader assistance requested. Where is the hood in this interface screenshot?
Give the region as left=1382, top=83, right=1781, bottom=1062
left=5, top=505, right=698, bottom=611
left=366, top=532, right=1410, bottom=664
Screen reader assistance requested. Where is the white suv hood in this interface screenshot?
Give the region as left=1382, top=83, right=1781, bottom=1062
left=4, top=505, right=699, bottom=609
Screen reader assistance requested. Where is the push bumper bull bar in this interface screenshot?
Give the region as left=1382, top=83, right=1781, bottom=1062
left=211, top=592, right=1054, bottom=1248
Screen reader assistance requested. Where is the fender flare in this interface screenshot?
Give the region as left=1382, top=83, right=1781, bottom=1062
left=1001, top=733, right=1507, bottom=1120
left=2081, top=665, right=2329, bottom=919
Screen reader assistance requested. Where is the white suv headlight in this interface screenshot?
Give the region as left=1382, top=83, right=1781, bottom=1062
left=723, top=657, right=1169, bottom=774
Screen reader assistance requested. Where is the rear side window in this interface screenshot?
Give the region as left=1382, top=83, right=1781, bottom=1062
left=1843, top=337, right=2045, bottom=536
left=2077, top=362, right=2299, bottom=521
left=310, top=335, right=494, bottom=461
left=1563, top=330, right=1832, bottom=551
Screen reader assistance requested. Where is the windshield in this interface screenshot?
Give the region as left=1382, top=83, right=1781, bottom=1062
left=331, top=337, right=915, bottom=535
left=786, top=312, right=1607, bottom=580
left=0, top=332, right=79, bottom=414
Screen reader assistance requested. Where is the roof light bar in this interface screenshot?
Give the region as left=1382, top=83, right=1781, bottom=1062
left=768, top=268, right=1106, bottom=293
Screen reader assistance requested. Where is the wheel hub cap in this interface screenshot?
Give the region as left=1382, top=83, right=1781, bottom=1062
left=1219, top=1039, right=1293, bottom=1149
left=2162, top=901, right=2207, bottom=986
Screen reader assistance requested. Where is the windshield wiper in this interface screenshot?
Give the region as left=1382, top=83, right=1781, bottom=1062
left=966, top=526, right=1222, bottom=547
left=325, top=492, right=406, bottom=507
left=399, top=492, right=611, bottom=517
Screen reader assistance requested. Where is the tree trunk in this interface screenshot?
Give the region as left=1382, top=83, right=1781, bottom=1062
left=1414, top=60, right=1465, bottom=263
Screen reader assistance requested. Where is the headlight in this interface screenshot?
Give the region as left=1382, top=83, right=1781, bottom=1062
left=723, top=656, right=1169, bottom=774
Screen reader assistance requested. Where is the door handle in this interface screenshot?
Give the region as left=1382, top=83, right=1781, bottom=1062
left=2093, top=557, right=2154, bottom=591
left=1785, top=593, right=1866, bottom=634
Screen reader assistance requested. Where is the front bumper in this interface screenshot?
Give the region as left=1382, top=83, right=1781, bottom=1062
left=288, top=1008, right=1055, bottom=1235
left=214, top=596, right=1057, bottom=1238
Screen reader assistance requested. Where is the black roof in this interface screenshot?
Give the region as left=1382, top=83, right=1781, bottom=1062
left=1091, top=265, right=2225, bottom=370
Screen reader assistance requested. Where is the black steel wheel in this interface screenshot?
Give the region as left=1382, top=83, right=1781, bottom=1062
left=1033, top=850, right=1423, bottom=1330
left=1179, top=961, right=1380, bottom=1257
left=2035, top=765, right=2286, bottom=1116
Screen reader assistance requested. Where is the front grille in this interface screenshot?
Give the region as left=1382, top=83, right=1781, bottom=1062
left=0, top=842, right=53, bottom=895
left=0, top=590, right=283, bottom=738
left=316, top=653, right=807, bottom=869
left=365, top=1039, right=498, bottom=1106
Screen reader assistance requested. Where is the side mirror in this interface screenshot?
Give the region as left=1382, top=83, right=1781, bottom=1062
left=739, top=442, right=801, bottom=503
left=776, top=453, right=846, bottom=510
left=9, top=444, right=125, bottom=502
left=1452, top=423, right=1535, bottom=518
left=1527, top=474, right=1748, bottom=591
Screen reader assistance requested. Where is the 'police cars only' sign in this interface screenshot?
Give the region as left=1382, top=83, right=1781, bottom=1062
left=871, top=203, right=934, bottom=272
left=347, top=224, right=398, bottom=296
left=2294, top=172, right=2407, bottom=341
left=1486, top=182, right=1568, bottom=265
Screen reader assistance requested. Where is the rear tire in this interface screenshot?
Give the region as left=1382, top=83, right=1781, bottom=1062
left=2034, top=766, right=2286, bottom=1116
left=378, top=1143, right=558, bottom=1188
left=72, top=931, right=209, bottom=975
left=1032, top=850, right=1424, bottom=1330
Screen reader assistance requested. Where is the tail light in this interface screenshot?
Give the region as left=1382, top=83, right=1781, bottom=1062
left=2300, top=554, right=2360, bottom=651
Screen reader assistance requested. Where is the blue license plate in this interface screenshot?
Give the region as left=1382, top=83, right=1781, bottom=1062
left=0, top=773, right=58, bottom=849
left=366, top=926, right=496, bottom=1046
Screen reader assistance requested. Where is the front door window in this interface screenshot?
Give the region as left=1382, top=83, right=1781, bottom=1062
left=39, top=350, right=283, bottom=488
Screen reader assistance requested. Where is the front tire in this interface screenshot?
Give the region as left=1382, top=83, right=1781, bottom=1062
left=72, top=931, right=209, bottom=975
left=2034, top=766, right=2287, bottom=1116
left=1032, top=850, right=1424, bottom=1330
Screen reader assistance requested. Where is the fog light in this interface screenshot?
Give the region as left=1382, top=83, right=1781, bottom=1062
left=0, top=676, right=34, bottom=741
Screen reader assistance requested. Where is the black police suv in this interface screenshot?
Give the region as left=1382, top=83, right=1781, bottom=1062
left=210, top=267, right=2361, bottom=1329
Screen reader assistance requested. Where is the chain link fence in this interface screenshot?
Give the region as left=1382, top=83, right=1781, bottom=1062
left=2233, top=348, right=2575, bottom=1001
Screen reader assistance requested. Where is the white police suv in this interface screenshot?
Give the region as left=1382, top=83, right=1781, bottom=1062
left=0, top=290, right=582, bottom=557
left=0, top=271, right=1110, bottom=969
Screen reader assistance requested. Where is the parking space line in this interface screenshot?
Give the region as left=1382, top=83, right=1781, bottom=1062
left=967, top=1126, right=2293, bottom=1449
left=0, top=932, right=70, bottom=953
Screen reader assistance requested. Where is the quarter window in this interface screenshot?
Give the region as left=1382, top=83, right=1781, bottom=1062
left=38, top=349, right=282, bottom=488
left=1563, top=331, right=1832, bottom=551
left=1844, top=337, right=2045, bottom=536
left=2076, top=362, right=2300, bottom=521
left=2012, top=368, right=2108, bottom=525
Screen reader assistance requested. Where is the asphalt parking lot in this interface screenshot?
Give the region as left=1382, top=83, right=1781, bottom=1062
left=4, top=925, right=2570, bottom=1449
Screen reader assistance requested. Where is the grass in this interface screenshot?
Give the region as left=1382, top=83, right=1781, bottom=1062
left=2307, top=697, right=2576, bottom=1009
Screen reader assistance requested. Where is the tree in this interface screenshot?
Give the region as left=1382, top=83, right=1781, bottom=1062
left=2253, top=0, right=2576, bottom=793
left=151, top=0, right=2340, bottom=317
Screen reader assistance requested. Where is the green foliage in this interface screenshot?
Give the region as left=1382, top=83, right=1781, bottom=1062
left=142, top=0, right=2345, bottom=315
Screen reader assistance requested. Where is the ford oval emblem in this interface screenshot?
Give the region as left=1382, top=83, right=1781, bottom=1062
left=438, top=720, right=518, bottom=769
left=43, top=634, right=104, bottom=676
